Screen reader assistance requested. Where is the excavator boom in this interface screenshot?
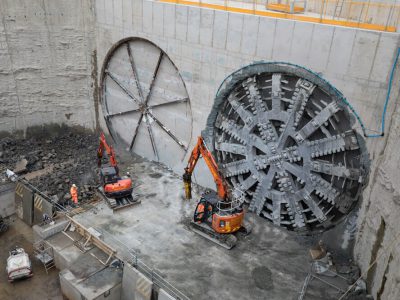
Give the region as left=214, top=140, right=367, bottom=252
left=182, top=136, right=248, bottom=249
left=183, top=136, right=226, bottom=200
left=97, top=132, right=117, bottom=168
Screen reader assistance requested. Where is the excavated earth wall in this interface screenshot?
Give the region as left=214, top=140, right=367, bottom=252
left=0, top=0, right=97, bottom=135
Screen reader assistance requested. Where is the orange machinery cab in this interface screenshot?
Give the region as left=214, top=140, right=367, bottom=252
left=193, top=192, right=244, bottom=234
left=100, top=166, right=133, bottom=198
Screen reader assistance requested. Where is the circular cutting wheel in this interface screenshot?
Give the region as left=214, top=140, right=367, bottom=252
left=205, top=63, right=369, bottom=233
left=100, top=38, right=192, bottom=165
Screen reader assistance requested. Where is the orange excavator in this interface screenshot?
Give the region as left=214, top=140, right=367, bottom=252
left=97, top=132, right=140, bottom=210
left=183, top=136, right=249, bottom=249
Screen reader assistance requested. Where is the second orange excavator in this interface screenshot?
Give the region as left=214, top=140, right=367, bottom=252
left=183, top=136, right=250, bottom=249
left=97, top=132, right=140, bottom=210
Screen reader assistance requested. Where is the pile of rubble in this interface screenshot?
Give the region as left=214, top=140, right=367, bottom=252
left=0, top=129, right=99, bottom=204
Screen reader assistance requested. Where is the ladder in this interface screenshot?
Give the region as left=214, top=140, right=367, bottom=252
left=33, top=241, right=55, bottom=274
left=333, top=0, right=345, bottom=19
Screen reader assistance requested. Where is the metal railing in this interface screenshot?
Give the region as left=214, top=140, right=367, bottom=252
left=157, top=0, right=400, bottom=32
left=94, top=227, right=190, bottom=300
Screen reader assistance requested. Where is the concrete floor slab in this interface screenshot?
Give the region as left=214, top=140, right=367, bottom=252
left=73, top=160, right=334, bottom=300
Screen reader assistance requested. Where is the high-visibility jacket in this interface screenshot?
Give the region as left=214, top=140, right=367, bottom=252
left=70, top=186, right=78, bottom=203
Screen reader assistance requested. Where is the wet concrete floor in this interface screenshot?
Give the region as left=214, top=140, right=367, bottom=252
left=73, top=158, right=340, bottom=300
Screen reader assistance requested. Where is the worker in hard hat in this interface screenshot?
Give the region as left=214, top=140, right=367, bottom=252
left=70, top=184, right=78, bottom=206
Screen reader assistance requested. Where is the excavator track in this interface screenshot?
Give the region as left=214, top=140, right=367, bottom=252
left=190, top=221, right=237, bottom=250
left=97, top=187, right=140, bottom=211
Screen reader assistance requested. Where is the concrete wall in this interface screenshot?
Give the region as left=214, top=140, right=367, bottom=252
left=121, top=263, right=152, bottom=300
left=0, top=183, right=15, bottom=217
left=94, top=0, right=400, bottom=182
left=0, top=0, right=97, bottom=135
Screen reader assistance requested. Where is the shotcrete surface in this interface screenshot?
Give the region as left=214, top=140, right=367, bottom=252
left=73, top=158, right=339, bottom=300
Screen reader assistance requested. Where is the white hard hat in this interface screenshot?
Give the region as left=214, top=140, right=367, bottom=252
left=72, top=184, right=77, bottom=187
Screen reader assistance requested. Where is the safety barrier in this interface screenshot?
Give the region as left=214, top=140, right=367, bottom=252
left=95, top=227, right=190, bottom=300
left=14, top=178, right=67, bottom=226
left=158, top=0, right=399, bottom=32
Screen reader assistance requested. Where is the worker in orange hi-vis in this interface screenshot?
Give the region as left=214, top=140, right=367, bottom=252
left=70, top=184, right=78, bottom=206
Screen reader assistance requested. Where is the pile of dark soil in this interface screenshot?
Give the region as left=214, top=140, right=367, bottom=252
left=0, top=128, right=99, bottom=204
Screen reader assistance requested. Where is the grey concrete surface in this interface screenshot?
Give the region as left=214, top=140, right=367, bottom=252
left=60, top=269, right=83, bottom=300
left=46, top=231, right=85, bottom=270
left=122, top=263, right=152, bottom=300
left=158, top=289, right=175, bottom=300
left=0, top=183, right=15, bottom=217
left=59, top=243, right=123, bottom=300
left=32, top=218, right=69, bottom=242
left=0, top=0, right=97, bottom=134
left=73, top=159, right=341, bottom=300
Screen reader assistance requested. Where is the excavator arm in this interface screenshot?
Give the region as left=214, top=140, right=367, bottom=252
left=97, top=132, right=118, bottom=168
left=183, top=136, right=227, bottom=200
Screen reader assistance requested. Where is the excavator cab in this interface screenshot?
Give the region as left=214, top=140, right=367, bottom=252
left=194, top=191, right=244, bottom=234
left=100, top=166, right=119, bottom=185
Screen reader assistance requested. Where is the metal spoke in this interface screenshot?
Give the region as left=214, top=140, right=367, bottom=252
left=238, top=175, right=258, bottom=191
left=299, top=191, right=327, bottom=223
left=242, top=77, right=266, bottom=114
left=144, top=114, right=159, bottom=161
left=294, top=102, right=340, bottom=143
left=222, top=160, right=251, bottom=178
left=146, top=110, right=187, bottom=150
left=105, top=108, right=141, bottom=119
left=126, top=42, right=145, bottom=102
left=215, top=142, right=247, bottom=155
left=148, top=98, right=189, bottom=109
left=144, top=51, right=163, bottom=105
left=227, top=94, right=255, bottom=127
left=271, top=74, right=282, bottom=111
left=310, top=173, right=339, bottom=204
left=248, top=167, right=276, bottom=214
left=311, top=160, right=360, bottom=181
left=129, top=113, right=144, bottom=151
left=218, top=118, right=269, bottom=154
left=105, top=70, right=142, bottom=106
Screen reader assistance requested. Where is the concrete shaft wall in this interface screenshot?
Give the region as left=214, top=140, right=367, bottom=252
left=0, top=0, right=97, bottom=134
left=95, top=0, right=400, bottom=187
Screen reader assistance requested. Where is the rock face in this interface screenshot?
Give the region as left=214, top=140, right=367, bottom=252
left=354, top=97, right=400, bottom=299
left=0, top=128, right=98, bottom=204
left=0, top=0, right=97, bottom=133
